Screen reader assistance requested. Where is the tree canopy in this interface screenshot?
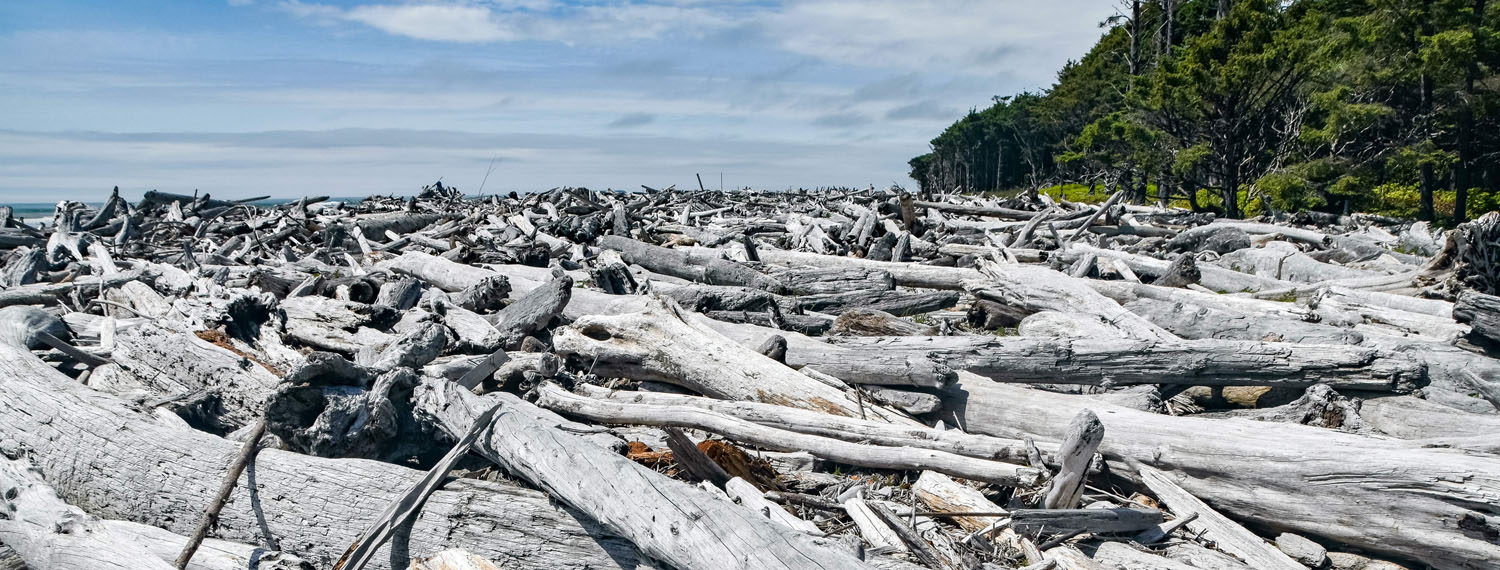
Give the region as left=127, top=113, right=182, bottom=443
left=909, top=0, right=1500, bottom=222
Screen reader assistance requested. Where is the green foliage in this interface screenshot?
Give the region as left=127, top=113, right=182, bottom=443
left=911, top=0, right=1500, bottom=221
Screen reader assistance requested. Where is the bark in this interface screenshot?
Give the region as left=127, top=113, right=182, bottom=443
left=1010, top=509, right=1162, bottom=535
left=939, top=373, right=1500, bottom=570
left=0, top=342, right=652, bottom=570
left=412, top=378, right=883, bottom=570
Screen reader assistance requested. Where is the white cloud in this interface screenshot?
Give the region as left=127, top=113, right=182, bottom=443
left=764, top=0, right=1114, bottom=80
left=344, top=4, right=517, bottom=42
left=280, top=1, right=736, bottom=44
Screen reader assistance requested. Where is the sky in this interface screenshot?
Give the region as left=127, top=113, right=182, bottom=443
left=0, top=0, right=1116, bottom=202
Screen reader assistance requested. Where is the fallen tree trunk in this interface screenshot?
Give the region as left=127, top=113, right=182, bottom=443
left=824, top=336, right=1425, bottom=391
left=938, top=373, right=1500, bottom=570
left=110, top=321, right=283, bottom=432
left=551, top=297, right=874, bottom=417
left=572, top=383, right=1041, bottom=464
left=0, top=343, right=652, bottom=570
left=534, top=382, right=1041, bottom=486
left=598, top=235, right=785, bottom=291
left=1454, top=289, right=1500, bottom=345
left=414, top=378, right=884, bottom=570
left=0, top=456, right=176, bottom=570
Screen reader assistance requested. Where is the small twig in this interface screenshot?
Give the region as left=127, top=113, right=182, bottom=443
left=174, top=418, right=266, bottom=569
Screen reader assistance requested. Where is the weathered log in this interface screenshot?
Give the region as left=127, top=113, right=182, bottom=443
left=536, top=383, right=1041, bottom=486
left=0, top=456, right=176, bottom=570
left=1086, top=542, right=1203, bottom=570
left=768, top=267, right=895, bottom=295
left=758, top=248, right=983, bottom=290
left=413, top=377, right=883, bottom=570
left=1010, top=509, right=1162, bottom=535
left=1062, top=244, right=1297, bottom=293
left=1454, top=289, right=1500, bottom=345
left=796, top=289, right=959, bottom=317
left=1137, top=466, right=1304, bottom=570
left=1150, top=254, right=1200, bottom=288
left=912, top=471, right=1007, bottom=533
left=106, top=520, right=314, bottom=570
left=111, top=321, right=282, bottom=432
left=939, top=373, right=1500, bottom=569
left=552, top=297, right=871, bottom=416
left=826, top=335, right=1425, bottom=391
left=488, top=274, right=571, bottom=347
left=1164, top=225, right=1252, bottom=254
left=965, top=262, right=1178, bottom=341
left=0, top=342, right=652, bottom=570
left=598, top=235, right=785, bottom=291
left=1042, top=410, right=1102, bottom=510
left=572, top=384, right=1035, bottom=462
left=1123, top=297, right=1364, bottom=344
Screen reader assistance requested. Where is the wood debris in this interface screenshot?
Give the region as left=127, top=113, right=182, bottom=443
left=0, top=186, right=1497, bottom=570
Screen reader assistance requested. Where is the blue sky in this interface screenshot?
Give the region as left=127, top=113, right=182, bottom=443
left=0, top=0, right=1115, bottom=201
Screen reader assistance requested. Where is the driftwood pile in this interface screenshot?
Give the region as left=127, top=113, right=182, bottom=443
left=1, top=185, right=1499, bottom=570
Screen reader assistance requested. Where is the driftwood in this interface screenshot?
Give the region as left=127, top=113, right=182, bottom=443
left=941, top=373, right=1500, bottom=569
left=1454, top=289, right=1500, bottom=345
left=413, top=376, right=883, bottom=570
left=536, top=382, right=1040, bottom=485
left=0, top=343, right=651, bottom=570
left=552, top=297, right=871, bottom=416
left=825, top=336, right=1425, bottom=391
left=0, top=456, right=176, bottom=570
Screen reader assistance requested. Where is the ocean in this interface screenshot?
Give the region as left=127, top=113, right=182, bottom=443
left=1, top=197, right=372, bottom=226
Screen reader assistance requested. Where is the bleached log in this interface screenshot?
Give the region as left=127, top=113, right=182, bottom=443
left=104, top=520, right=313, bottom=570
left=796, top=289, right=959, bottom=317
left=966, top=261, right=1178, bottom=341
left=912, top=471, right=1008, bottom=533
left=489, top=274, right=571, bottom=347
left=1214, top=241, right=1384, bottom=283
left=1087, top=542, right=1201, bottom=570
left=724, top=477, right=821, bottom=534
left=1312, top=291, right=1467, bottom=341
left=536, top=383, right=1040, bottom=486
left=573, top=384, right=1035, bottom=463
left=1124, top=297, right=1362, bottom=343
left=940, top=373, right=1500, bottom=570
left=758, top=248, right=984, bottom=290
left=413, top=376, right=882, bottom=570
left=1042, top=410, right=1102, bottom=510
left=1062, top=244, right=1298, bottom=293
left=598, top=235, right=785, bottom=291
left=111, top=321, right=282, bottom=431
left=0, top=342, right=652, bottom=570
left=768, top=267, right=895, bottom=295
left=826, top=335, right=1425, bottom=391
left=0, top=456, right=175, bottom=570
left=843, top=499, right=906, bottom=551
left=1454, top=289, right=1500, bottom=345
left=552, top=297, right=869, bottom=416
left=1137, top=466, right=1304, bottom=570
left=381, top=251, right=506, bottom=292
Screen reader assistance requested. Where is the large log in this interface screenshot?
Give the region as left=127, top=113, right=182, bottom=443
left=965, top=262, right=1178, bottom=341
left=824, top=335, right=1425, bottom=391
left=0, top=456, right=175, bottom=570
left=1454, top=289, right=1500, bottom=345
left=551, top=297, right=873, bottom=417
left=939, top=373, right=1500, bottom=570
left=0, top=342, right=652, bottom=570
left=537, top=383, right=1040, bottom=486
left=110, top=320, right=283, bottom=432
left=597, top=235, right=785, bottom=291
left=413, top=378, right=883, bottom=570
